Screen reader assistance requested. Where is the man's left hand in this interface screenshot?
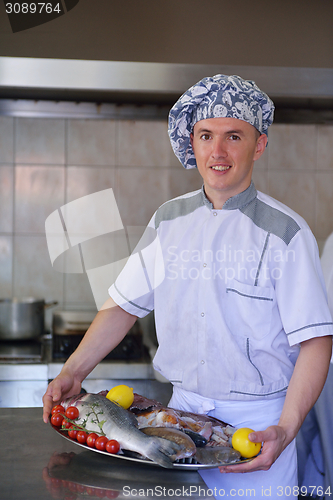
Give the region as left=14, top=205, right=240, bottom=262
left=219, top=425, right=288, bottom=473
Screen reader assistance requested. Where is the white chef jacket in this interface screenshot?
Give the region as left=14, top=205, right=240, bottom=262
left=109, top=182, right=333, bottom=401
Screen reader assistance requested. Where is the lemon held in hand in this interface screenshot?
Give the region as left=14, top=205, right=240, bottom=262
left=231, top=427, right=261, bottom=458
left=106, top=385, right=134, bottom=409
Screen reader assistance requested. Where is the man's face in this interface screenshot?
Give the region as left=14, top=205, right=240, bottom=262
left=190, top=117, right=267, bottom=208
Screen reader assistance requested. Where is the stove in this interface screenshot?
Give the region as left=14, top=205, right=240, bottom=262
left=52, top=325, right=146, bottom=361
left=0, top=337, right=46, bottom=363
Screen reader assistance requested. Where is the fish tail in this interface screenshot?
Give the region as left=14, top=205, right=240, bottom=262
left=145, top=438, right=175, bottom=469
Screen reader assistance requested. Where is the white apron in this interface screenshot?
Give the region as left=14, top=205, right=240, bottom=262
left=169, top=387, right=297, bottom=500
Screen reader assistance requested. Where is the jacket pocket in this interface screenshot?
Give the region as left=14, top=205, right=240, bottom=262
left=225, top=278, right=275, bottom=341
left=229, top=377, right=289, bottom=400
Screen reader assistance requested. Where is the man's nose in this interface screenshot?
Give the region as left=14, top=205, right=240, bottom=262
left=211, top=139, right=227, bottom=158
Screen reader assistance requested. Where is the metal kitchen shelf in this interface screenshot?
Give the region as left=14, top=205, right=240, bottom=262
left=0, top=58, right=332, bottom=122
left=1, top=58, right=332, bottom=99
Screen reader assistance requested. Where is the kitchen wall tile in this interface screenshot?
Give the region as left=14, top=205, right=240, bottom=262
left=15, top=165, right=65, bottom=234
left=252, top=168, right=268, bottom=194
left=315, top=172, right=333, bottom=240
left=64, top=272, right=97, bottom=308
left=67, top=119, right=116, bottom=166
left=0, top=235, right=13, bottom=297
left=268, top=124, right=317, bottom=171
left=317, top=238, right=326, bottom=257
left=0, top=165, right=14, bottom=233
left=268, top=171, right=316, bottom=231
left=66, top=166, right=116, bottom=203
left=60, top=302, right=97, bottom=312
left=0, top=117, right=14, bottom=163
left=168, top=166, right=202, bottom=200
left=116, top=167, right=170, bottom=226
left=65, top=166, right=127, bottom=309
left=13, top=235, right=63, bottom=304
left=317, top=125, right=333, bottom=171
left=117, top=120, right=172, bottom=167
left=166, top=139, right=184, bottom=168
left=254, top=146, right=269, bottom=170
left=15, top=118, right=65, bottom=164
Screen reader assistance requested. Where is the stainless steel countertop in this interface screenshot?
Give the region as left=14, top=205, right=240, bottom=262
left=0, top=361, right=154, bottom=381
left=0, top=407, right=211, bottom=500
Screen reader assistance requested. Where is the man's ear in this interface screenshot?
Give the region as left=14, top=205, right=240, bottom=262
left=190, top=132, right=194, bottom=149
left=254, top=134, right=268, bottom=160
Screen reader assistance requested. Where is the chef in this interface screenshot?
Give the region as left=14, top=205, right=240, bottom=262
left=43, top=75, right=332, bottom=497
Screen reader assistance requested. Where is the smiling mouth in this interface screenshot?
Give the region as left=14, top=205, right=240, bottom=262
left=211, top=165, right=231, bottom=171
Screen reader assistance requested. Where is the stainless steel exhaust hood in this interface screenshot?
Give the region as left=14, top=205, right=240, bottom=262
left=0, top=57, right=332, bottom=120
left=1, top=56, right=332, bottom=100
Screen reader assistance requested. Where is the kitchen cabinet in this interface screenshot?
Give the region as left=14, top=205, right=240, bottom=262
left=0, top=360, right=172, bottom=408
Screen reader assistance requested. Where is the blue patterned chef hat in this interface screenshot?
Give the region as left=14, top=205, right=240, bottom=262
left=168, top=74, right=275, bottom=169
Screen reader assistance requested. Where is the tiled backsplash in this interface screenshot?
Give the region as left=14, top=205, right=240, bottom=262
left=1, top=116, right=333, bottom=321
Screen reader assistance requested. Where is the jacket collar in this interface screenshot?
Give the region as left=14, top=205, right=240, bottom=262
left=201, top=181, right=257, bottom=211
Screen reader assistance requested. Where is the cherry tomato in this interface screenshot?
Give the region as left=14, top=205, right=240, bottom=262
left=95, top=436, right=108, bottom=451
left=67, top=482, right=78, bottom=492
left=65, top=406, right=79, bottom=420
left=50, top=477, right=62, bottom=488
left=86, top=487, right=98, bottom=496
left=92, top=489, right=105, bottom=498
left=68, top=427, right=78, bottom=439
left=76, top=484, right=86, bottom=493
left=105, top=491, right=120, bottom=499
left=106, top=439, right=120, bottom=454
left=62, top=418, right=71, bottom=429
left=51, top=405, right=65, bottom=415
left=86, top=433, right=98, bottom=448
left=76, top=430, right=88, bottom=444
left=50, top=412, right=64, bottom=427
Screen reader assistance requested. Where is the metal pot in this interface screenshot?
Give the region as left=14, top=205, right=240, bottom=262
left=0, top=298, right=58, bottom=341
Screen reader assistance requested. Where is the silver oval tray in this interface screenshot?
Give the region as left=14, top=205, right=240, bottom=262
left=51, top=424, right=252, bottom=470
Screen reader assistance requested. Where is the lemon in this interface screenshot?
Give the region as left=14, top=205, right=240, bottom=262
left=231, top=427, right=261, bottom=458
left=106, top=385, right=134, bottom=409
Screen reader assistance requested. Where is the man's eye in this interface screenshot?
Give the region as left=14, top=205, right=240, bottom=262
left=200, top=134, right=211, bottom=140
left=230, top=135, right=240, bottom=140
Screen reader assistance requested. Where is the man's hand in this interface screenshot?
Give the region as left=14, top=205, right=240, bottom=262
left=42, top=370, right=81, bottom=423
left=219, top=425, right=288, bottom=473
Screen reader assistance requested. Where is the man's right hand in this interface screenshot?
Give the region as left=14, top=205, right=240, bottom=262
left=42, top=371, right=82, bottom=423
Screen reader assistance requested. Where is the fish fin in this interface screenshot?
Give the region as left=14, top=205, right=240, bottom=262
left=145, top=438, right=175, bottom=469
left=154, top=436, right=181, bottom=455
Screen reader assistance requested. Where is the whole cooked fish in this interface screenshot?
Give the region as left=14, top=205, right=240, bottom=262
left=140, top=427, right=196, bottom=460
left=60, top=393, right=176, bottom=468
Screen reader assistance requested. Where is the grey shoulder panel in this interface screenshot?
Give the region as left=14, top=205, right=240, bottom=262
left=155, top=191, right=204, bottom=229
left=240, top=198, right=301, bottom=245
